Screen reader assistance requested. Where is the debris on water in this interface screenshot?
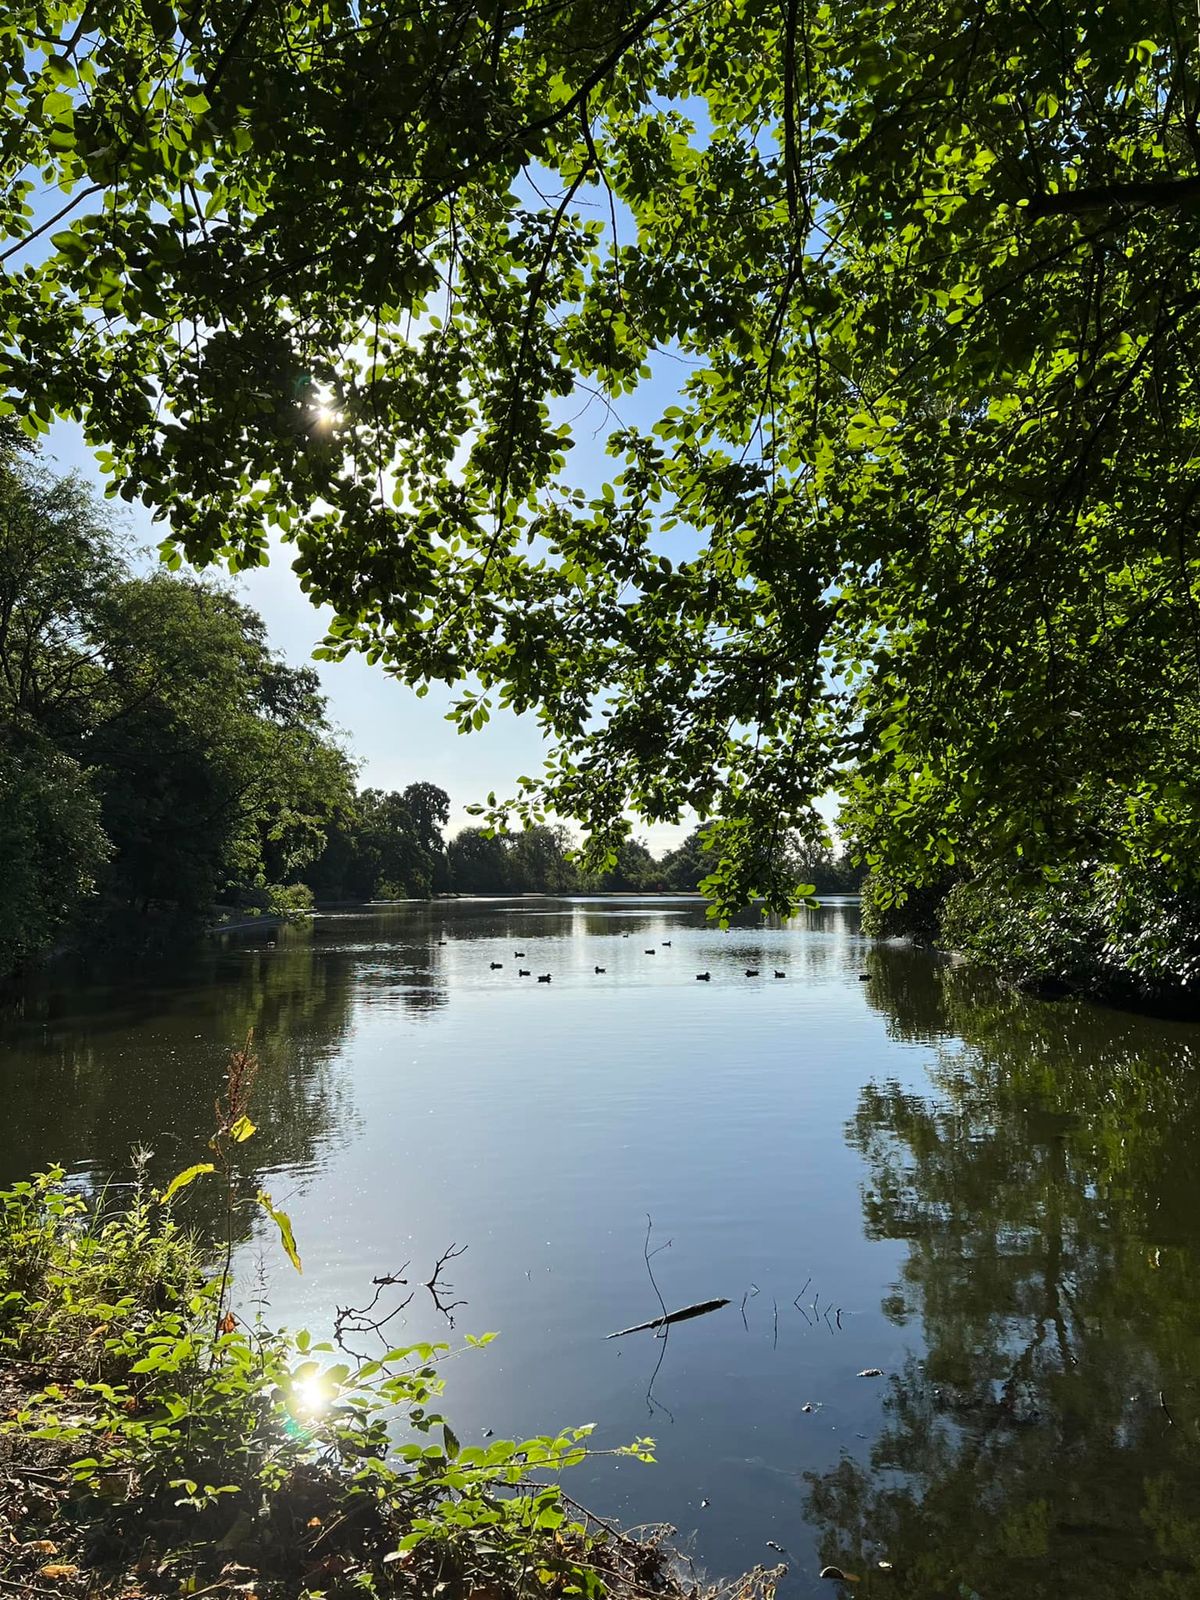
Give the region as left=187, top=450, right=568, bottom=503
left=482, top=1428, right=493, bottom=1437
left=766, top=1540, right=785, bottom=1553
left=606, top=1298, right=730, bottom=1338
left=857, top=1367, right=884, bottom=1377
left=801, top=1402, right=816, bottom=1413
left=877, top=1561, right=894, bottom=1571
left=819, top=1566, right=847, bottom=1581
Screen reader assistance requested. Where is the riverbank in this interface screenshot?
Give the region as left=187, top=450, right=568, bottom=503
left=0, top=1155, right=778, bottom=1600
left=861, top=865, right=1200, bottom=1018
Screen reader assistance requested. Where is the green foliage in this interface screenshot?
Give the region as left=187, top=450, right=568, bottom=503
left=445, top=824, right=582, bottom=896
left=264, top=881, right=316, bottom=919
left=0, top=451, right=353, bottom=972
left=0, top=736, right=111, bottom=972
left=307, top=783, right=450, bottom=900
left=0, top=1160, right=655, bottom=1598
left=9, top=0, right=1198, bottom=917
left=938, top=867, right=1200, bottom=1001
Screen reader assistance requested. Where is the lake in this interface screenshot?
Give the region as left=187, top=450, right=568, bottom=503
left=4, top=897, right=1200, bottom=1599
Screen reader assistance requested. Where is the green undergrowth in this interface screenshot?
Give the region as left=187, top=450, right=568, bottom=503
left=0, top=1061, right=708, bottom=1600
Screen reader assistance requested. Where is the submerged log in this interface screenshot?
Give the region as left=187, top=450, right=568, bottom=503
left=605, top=1298, right=730, bottom=1339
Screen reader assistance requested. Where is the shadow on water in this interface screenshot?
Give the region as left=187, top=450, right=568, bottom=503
left=803, top=957, right=1200, bottom=1598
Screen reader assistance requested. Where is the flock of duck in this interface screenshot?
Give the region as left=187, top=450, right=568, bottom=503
left=436, top=933, right=791, bottom=984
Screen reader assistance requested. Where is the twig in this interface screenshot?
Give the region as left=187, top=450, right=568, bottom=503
left=425, top=1243, right=469, bottom=1325
left=643, top=1215, right=670, bottom=1321
left=522, top=1484, right=644, bottom=1550
left=640, top=1215, right=674, bottom=1420
left=1160, top=1389, right=1175, bottom=1426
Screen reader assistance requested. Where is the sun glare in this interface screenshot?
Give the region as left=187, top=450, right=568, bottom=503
left=291, top=1370, right=333, bottom=1417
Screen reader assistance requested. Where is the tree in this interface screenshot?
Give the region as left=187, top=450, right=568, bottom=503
left=85, top=575, right=354, bottom=917
left=446, top=827, right=512, bottom=897
left=444, top=823, right=578, bottom=895
left=0, top=451, right=353, bottom=967
left=305, top=784, right=450, bottom=900
left=0, top=737, right=111, bottom=973
left=4, top=3, right=1200, bottom=912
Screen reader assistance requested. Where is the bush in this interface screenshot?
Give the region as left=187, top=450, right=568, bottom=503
left=937, top=866, right=1200, bottom=1001
left=0, top=1099, right=660, bottom=1598
left=859, top=870, right=954, bottom=943
left=265, top=881, right=316, bottom=919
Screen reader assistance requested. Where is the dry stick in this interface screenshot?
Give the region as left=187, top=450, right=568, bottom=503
left=772, top=1298, right=779, bottom=1349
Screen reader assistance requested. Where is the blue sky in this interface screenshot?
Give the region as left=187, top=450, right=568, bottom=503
left=42, top=413, right=702, bottom=854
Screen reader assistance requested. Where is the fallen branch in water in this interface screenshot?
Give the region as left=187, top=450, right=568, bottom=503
left=606, top=1298, right=730, bottom=1338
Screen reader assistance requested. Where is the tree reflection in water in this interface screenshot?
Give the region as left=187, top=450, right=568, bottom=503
left=805, top=958, right=1200, bottom=1598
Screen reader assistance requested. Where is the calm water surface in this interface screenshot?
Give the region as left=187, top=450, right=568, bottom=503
left=4, top=898, right=1200, bottom=1599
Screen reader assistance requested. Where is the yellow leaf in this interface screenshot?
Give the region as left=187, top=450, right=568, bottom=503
left=258, top=1191, right=302, bottom=1273
left=229, top=1115, right=256, bottom=1143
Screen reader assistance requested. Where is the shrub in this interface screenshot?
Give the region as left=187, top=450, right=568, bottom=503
left=937, top=866, right=1200, bottom=1001
left=0, top=1078, right=659, bottom=1599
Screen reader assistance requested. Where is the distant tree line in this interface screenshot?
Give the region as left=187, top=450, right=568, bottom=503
left=0, top=449, right=860, bottom=980
left=338, top=822, right=862, bottom=901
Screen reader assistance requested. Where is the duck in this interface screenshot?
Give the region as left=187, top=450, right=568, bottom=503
left=518, top=968, right=531, bottom=977
left=695, top=971, right=711, bottom=981
left=514, top=950, right=526, bottom=957
left=644, top=948, right=656, bottom=955
left=858, top=973, right=871, bottom=981
left=774, top=969, right=786, bottom=978
left=490, top=961, right=503, bottom=970
left=661, top=939, right=672, bottom=947
left=594, top=965, right=606, bottom=974
left=537, top=973, right=552, bottom=983
left=745, top=968, right=759, bottom=977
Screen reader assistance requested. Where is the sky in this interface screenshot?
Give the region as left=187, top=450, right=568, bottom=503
left=41, top=414, right=703, bottom=855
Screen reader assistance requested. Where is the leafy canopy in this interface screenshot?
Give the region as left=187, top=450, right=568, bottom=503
left=3, top=0, right=1198, bottom=906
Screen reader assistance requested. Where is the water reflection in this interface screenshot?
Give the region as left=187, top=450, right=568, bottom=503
left=805, top=964, right=1200, bottom=1597
left=10, top=898, right=1199, bottom=1594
